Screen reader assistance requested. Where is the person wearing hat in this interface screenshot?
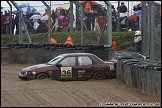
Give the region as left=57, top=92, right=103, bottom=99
left=117, top=2, right=127, bottom=13
left=112, top=36, right=117, bottom=51
left=50, top=37, right=57, bottom=44
left=133, top=30, right=142, bottom=53
left=65, top=36, right=73, bottom=44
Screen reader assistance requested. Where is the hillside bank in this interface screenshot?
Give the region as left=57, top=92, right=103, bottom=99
left=1, top=31, right=135, bottom=51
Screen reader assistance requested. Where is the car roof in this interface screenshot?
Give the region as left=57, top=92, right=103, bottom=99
left=60, top=53, right=94, bottom=57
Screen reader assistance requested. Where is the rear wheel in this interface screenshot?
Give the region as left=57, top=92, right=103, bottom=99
left=93, top=71, right=106, bottom=80
left=36, top=73, right=48, bottom=80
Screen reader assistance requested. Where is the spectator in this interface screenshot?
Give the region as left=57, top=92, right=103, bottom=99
left=117, top=2, right=127, bottom=13
left=11, top=15, right=15, bottom=35
left=98, top=7, right=107, bottom=16
left=133, top=30, right=142, bottom=53
left=1, top=11, right=5, bottom=34
left=50, top=37, right=57, bottom=44
left=65, top=36, right=73, bottom=44
left=91, top=10, right=96, bottom=31
left=28, top=10, right=36, bottom=31
left=51, top=10, right=57, bottom=25
left=3, top=11, right=9, bottom=18
left=3, top=11, right=10, bottom=34
left=133, top=3, right=142, bottom=11
left=43, top=8, right=50, bottom=16
left=14, top=12, right=19, bottom=34
left=132, top=3, right=142, bottom=31
left=117, top=2, right=128, bottom=31
left=112, top=5, right=117, bottom=31
left=31, top=9, right=36, bottom=16
left=26, top=12, right=31, bottom=19
left=160, top=7, right=161, bottom=17
left=84, top=8, right=92, bottom=31
left=1, top=11, right=3, bottom=17
left=62, top=16, right=70, bottom=32
left=61, top=16, right=70, bottom=31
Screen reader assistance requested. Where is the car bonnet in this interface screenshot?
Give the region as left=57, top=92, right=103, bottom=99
left=22, top=63, right=51, bottom=71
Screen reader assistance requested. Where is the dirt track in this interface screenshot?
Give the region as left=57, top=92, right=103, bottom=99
left=1, top=64, right=161, bottom=107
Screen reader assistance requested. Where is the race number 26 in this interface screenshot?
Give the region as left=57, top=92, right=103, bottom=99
left=61, top=67, right=72, bottom=78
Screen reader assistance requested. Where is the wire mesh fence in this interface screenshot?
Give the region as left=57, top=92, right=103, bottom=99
left=141, top=1, right=161, bottom=61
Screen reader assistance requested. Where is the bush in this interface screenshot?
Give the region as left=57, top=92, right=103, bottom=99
left=1, top=31, right=135, bottom=51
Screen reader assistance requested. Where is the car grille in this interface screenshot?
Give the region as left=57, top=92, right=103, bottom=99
left=21, top=71, right=26, bottom=75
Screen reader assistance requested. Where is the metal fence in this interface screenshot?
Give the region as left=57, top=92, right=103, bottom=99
left=141, top=1, right=161, bottom=61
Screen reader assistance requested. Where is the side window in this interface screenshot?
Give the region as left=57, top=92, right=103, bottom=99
left=60, top=57, right=76, bottom=66
left=78, top=56, right=92, bottom=66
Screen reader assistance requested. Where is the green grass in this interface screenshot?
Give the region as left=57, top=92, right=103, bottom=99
left=1, top=31, right=135, bottom=51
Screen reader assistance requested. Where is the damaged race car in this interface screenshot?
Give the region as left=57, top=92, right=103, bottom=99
left=18, top=53, right=117, bottom=81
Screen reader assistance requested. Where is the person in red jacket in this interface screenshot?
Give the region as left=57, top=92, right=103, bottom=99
left=50, top=37, right=57, bottom=44
left=65, top=36, right=73, bottom=44
left=112, top=36, right=117, bottom=51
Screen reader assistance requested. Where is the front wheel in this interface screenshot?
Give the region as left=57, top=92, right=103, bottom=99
left=93, top=71, right=106, bottom=80
left=36, top=73, right=48, bottom=80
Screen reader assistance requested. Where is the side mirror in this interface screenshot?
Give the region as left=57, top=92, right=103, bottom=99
left=56, top=64, right=62, bottom=68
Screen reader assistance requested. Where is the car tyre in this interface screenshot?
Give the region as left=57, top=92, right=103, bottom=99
left=93, top=71, right=106, bottom=80
left=36, top=73, right=48, bottom=80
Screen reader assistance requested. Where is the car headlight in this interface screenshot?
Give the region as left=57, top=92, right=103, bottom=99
left=22, top=71, right=36, bottom=75
left=109, top=65, right=115, bottom=71
left=32, top=71, right=36, bottom=75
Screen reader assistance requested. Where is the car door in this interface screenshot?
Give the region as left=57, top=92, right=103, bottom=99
left=57, top=56, right=77, bottom=80
left=77, top=56, right=97, bottom=80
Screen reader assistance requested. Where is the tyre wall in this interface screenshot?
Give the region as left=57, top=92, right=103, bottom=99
left=116, top=51, right=161, bottom=96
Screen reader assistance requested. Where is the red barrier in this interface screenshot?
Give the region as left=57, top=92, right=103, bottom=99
left=95, top=16, right=106, bottom=30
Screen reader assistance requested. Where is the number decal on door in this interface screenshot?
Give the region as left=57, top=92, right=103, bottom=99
left=61, top=67, right=72, bottom=78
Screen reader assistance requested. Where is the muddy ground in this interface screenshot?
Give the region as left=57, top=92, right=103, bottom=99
left=1, top=64, right=161, bottom=107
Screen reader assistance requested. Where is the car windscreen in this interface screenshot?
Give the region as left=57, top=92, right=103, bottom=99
left=47, top=55, right=63, bottom=65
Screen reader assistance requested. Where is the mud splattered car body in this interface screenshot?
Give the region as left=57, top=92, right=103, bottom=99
left=18, top=53, right=116, bottom=80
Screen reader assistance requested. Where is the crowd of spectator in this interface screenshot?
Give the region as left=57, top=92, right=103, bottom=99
left=1, top=2, right=143, bottom=35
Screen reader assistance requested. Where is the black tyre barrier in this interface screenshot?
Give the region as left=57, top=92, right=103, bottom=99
left=23, top=43, right=30, bottom=48
left=1, top=47, right=11, bottom=49
left=122, top=59, right=143, bottom=86
left=45, top=46, right=51, bottom=49
left=14, top=46, right=26, bottom=49
left=55, top=44, right=60, bottom=47
left=58, top=43, right=64, bottom=48
left=42, top=43, right=47, bottom=48
left=154, top=67, right=161, bottom=96
left=33, top=44, right=39, bottom=49
left=75, top=44, right=81, bottom=47
left=116, top=51, right=161, bottom=95
left=28, top=43, right=34, bottom=48
left=6, top=44, right=12, bottom=48
left=37, top=44, right=43, bottom=48
left=116, top=57, right=133, bottom=81
left=50, top=46, right=56, bottom=50
left=63, top=44, right=68, bottom=48
left=66, top=48, right=76, bottom=50
left=67, top=44, right=74, bottom=48
left=12, top=43, right=19, bottom=47
left=46, top=43, right=51, bottom=47
left=81, top=45, right=85, bottom=47
left=83, top=47, right=93, bottom=50
left=3, top=44, right=107, bottom=50
left=77, top=47, right=83, bottom=50
left=93, top=44, right=104, bottom=50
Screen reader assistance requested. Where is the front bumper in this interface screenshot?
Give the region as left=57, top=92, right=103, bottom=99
left=18, top=74, right=35, bottom=80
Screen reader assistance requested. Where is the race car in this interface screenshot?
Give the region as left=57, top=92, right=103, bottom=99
left=18, top=53, right=117, bottom=81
